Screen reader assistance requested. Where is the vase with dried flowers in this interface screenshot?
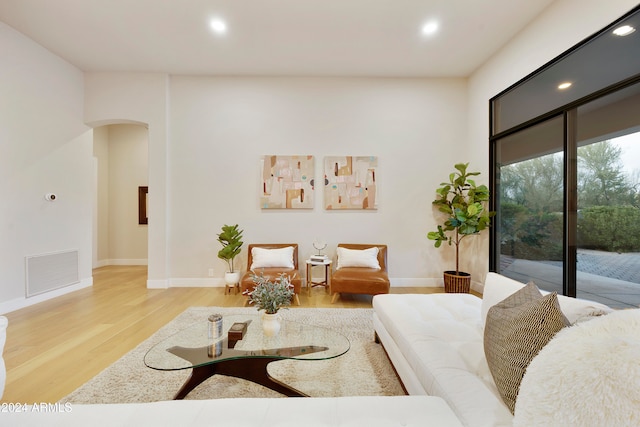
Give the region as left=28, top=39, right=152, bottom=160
left=244, top=272, right=295, bottom=336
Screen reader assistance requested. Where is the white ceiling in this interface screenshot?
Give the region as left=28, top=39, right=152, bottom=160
left=0, top=0, right=556, bottom=77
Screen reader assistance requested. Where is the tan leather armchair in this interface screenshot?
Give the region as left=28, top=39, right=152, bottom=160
left=330, top=244, right=390, bottom=303
left=240, top=243, right=302, bottom=306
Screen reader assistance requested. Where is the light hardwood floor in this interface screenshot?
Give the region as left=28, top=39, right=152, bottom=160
left=2, top=266, right=449, bottom=403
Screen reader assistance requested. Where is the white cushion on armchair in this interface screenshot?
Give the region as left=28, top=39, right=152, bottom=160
left=0, top=315, right=8, bottom=399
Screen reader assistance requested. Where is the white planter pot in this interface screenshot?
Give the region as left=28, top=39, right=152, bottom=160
left=262, top=312, right=281, bottom=337
left=224, top=271, right=240, bottom=285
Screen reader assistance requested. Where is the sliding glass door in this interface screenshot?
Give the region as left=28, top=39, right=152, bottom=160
left=490, top=6, right=640, bottom=308
left=493, top=117, right=565, bottom=294
left=492, top=85, right=640, bottom=308
left=574, top=85, right=640, bottom=308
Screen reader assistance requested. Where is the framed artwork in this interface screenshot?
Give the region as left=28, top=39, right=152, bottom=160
left=261, top=155, right=314, bottom=209
left=138, top=186, right=148, bottom=224
left=324, top=156, right=378, bottom=210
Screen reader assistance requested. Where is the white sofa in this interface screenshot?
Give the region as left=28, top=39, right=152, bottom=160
left=372, top=272, right=635, bottom=427
left=1, top=396, right=463, bottom=426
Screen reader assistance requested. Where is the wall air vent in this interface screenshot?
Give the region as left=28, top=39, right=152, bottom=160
left=25, top=249, right=79, bottom=297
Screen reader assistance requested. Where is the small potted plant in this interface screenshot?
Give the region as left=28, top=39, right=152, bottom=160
left=427, top=163, right=494, bottom=293
left=245, top=273, right=295, bottom=336
left=217, top=224, right=244, bottom=287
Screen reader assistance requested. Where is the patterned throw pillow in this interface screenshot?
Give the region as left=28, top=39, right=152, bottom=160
left=484, top=282, right=569, bottom=413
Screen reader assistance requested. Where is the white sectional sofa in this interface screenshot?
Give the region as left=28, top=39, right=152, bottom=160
left=1, top=392, right=464, bottom=427
left=374, top=291, right=509, bottom=426
left=373, top=272, right=640, bottom=427
left=0, top=396, right=464, bottom=427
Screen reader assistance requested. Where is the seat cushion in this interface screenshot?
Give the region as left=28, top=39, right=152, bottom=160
left=241, top=269, right=301, bottom=294
left=373, top=294, right=513, bottom=427
left=331, top=267, right=389, bottom=295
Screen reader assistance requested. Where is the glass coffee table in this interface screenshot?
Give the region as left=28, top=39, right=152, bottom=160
left=144, top=314, right=350, bottom=399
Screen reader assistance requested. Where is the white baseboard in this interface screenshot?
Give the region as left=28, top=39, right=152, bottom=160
left=147, top=278, right=228, bottom=289
left=390, top=278, right=442, bottom=287
left=0, top=277, right=93, bottom=315
left=93, top=259, right=110, bottom=268
left=391, top=277, right=483, bottom=293
left=104, top=259, right=148, bottom=266
left=161, top=277, right=450, bottom=289
left=147, top=279, right=169, bottom=289
left=471, top=281, right=484, bottom=294
left=168, top=278, right=225, bottom=287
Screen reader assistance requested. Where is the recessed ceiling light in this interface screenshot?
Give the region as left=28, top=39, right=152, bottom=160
left=421, top=21, right=439, bottom=36
left=558, top=82, right=572, bottom=90
left=613, top=25, right=636, bottom=36
left=210, top=18, right=227, bottom=35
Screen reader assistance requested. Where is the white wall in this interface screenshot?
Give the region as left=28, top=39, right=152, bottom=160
left=85, top=74, right=469, bottom=287
left=84, top=72, right=169, bottom=287
left=168, top=76, right=468, bottom=285
left=93, top=126, right=109, bottom=265
left=0, top=22, right=92, bottom=313
left=93, top=124, right=149, bottom=267
left=107, top=124, right=149, bottom=264
left=466, top=0, right=640, bottom=283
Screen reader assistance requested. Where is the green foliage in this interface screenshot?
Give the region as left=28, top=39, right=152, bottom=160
left=246, top=273, right=295, bottom=314
left=427, top=163, right=495, bottom=273
left=500, top=207, right=563, bottom=261
left=498, top=140, right=640, bottom=259
left=578, top=141, right=637, bottom=207
left=578, top=206, right=640, bottom=252
left=500, top=154, right=564, bottom=213
left=217, top=224, right=244, bottom=273
left=501, top=141, right=639, bottom=212
left=500, top=205, right=640, bottom=260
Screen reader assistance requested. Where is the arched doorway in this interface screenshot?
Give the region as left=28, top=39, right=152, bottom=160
left=92, top=122, right=149, bottom=269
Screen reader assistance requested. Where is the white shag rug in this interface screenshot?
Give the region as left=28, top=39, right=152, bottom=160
left=514, top=308, right=640, bottom=427
left=60, top=307, right=405, bottom=403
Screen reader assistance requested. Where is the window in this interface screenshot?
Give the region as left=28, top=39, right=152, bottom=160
left=490, top=6, right=640, bottom=308
left=575, top=86, right=640, bottom=307
left=493, top=117, right=565, bottom=295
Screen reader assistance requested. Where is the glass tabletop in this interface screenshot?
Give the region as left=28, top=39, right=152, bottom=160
left=144, top=314, right=350, bottom=371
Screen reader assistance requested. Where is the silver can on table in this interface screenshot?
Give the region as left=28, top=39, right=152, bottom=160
left=208, top=314, right=223, bottom=340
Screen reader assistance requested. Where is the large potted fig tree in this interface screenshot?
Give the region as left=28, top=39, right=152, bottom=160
left=427, top=163, right=494, bottom=293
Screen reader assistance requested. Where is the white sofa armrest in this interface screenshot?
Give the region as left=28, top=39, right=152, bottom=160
left=0, top=396, right=464, bottom=427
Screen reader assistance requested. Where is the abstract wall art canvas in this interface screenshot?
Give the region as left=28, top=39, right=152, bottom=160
left=261, top=155, right=314, bottom=209
left=324, top=156, right=378, bottom=210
